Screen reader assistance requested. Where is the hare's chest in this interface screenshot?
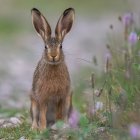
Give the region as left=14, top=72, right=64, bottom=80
left=46, top=74, right=70, bottom=93
left=36, top=71, right=70, bottom=94
left=33, top=63, right=70, bottom=96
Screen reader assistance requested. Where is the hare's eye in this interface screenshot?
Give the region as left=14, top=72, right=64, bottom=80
left=45, top=45, right=49, bottom=49
left=59, top=43, right=62, bottom=49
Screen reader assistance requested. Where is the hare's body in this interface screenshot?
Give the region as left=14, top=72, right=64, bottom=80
left=32, top=59, right=70, bottom=104
left=30, top=53, right=71, bottom=129
left=32, top=51, right=70, bottom=103
left=30, top=8, right=75, bottom=130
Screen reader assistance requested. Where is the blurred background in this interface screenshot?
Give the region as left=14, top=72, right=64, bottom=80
left=0, top=0, right=139, bottom=109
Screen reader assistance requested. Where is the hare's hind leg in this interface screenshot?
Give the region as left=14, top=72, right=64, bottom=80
left=56, top=93, right=72, bottom=122
left=64, top=93, right=73, bottom=122
left=56, top=99, right=65, bottom=120
left=30, top=99, right=39, bottom=130
left=46, top=100, right=56, bottom=126
left=67, top=92, right=73, bottom=119
left=39, top=104, right=47, bottom=131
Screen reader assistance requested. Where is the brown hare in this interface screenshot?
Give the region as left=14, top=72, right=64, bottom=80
left=30, top=8, right=75, bottom=131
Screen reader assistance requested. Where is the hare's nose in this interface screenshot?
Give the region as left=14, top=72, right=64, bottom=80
left=51, top=53, right=57, bottom=58
left=50, top=48, right=57, bottom=57
left=51, top=53, right=58, bottom=61
left=51, top=52, right=60, bottom=61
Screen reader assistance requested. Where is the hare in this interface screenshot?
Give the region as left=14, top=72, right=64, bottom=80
left=30, top=8, right=75, bottom=130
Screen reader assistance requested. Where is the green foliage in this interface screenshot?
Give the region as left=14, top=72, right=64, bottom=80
left=79, top=115, right=89, bottom=127
left=55, top=120, right=65, bottom=129
left=0, top=123, right=39, bottom=140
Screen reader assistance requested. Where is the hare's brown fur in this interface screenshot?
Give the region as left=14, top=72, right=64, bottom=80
left=30, top=8, right=75, bottom=130
left=31, top=54, right=70, bottom=104
left=30, top=51, right=71, bottom=130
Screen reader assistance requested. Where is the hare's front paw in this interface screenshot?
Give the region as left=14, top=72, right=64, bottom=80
left=31, top=122, right=39, bottom=131
left=39, top=124, right=46, bottom=131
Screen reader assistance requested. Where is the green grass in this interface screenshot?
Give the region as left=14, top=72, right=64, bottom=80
left=0, top=123, right=39, bottom=140
left=0, top=108, right=132, bottom=140
left=0, top=109, right=37, bottom=140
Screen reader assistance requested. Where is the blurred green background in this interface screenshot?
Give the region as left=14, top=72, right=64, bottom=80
left=1, top=0, right=140, bottom=139
left=0, top=0, right=139, bottom=109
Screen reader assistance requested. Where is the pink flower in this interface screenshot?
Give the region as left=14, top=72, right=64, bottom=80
left=128, top=32, right=138, bottom=45
left=129, top=123, right=140, bottom=139
left=122, top=13, right=133, bottom=26
left=68, top=109, right=80, bottom=128
left=105, top=52, right=112, bottom=61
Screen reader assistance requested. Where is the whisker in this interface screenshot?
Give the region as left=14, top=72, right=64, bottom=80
left=63, top=50, right=93, bottom=64
left=76, top=58, right=93, bottom=64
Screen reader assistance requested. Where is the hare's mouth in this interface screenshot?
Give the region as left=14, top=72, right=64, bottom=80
left=48, top=61, right=61, bottom=65
left=43, top=59, right=61, bottom=65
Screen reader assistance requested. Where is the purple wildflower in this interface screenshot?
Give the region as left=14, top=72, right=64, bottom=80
left=128, top=32, right=138, bottom=45
left=105, top=52, right=112, bottom=61
left=122, top=13, right=133, bottom=26
left=129, top=123, right=140, bottom=139
left=68, top=109, right=80, bottom=128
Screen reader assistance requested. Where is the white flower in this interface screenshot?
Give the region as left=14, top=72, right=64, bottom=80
left=95, top=101, right=103, bottom=111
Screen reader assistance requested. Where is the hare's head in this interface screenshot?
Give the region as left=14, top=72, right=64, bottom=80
left=31, top=8, right=75, bottom=65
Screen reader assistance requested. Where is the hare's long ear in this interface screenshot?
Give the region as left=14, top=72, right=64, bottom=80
left=31, top=8, right=51, bottom=41
left=55, top=8, right=75, bottom=41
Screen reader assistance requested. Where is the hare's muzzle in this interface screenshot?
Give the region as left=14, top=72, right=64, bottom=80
left=48, top=55, right=60, bottom=62
left=47, top=47, right=60, bottom=62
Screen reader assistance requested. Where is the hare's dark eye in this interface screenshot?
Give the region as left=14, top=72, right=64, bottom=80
left=59, top=43, right=62, bottom=49
left=45, top=46, right=47, bottom=49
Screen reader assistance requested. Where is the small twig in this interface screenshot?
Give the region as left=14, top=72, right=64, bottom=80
left=91, top=73, right=96, bottom=115
left=108, top=87, right=112, bottom=113
left=96, top=80, right=107, bottom=97
left=76, top=58, right=93, bottom=64
left=91, top=73, right=95, bottom=89
left=108, top=87, right=113, bottom=127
